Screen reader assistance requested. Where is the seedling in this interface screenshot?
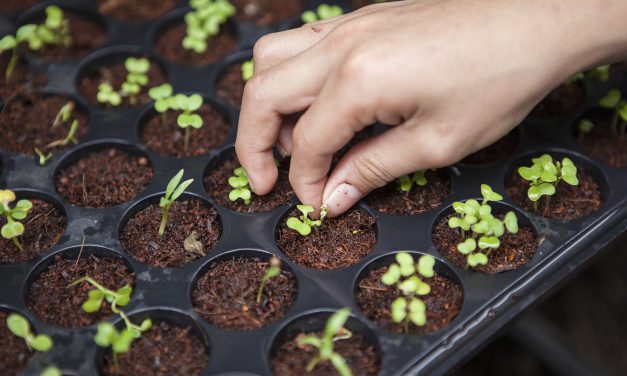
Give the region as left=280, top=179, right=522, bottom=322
left=0, top=189, right=33, bottom=251
left=121, top=57, right=151, bottom=105
left=397, top=170, right=427, bottom=193
left=46, top=119, right=79, bottom=148
left=35, top=147, right=53, bottom=166
left=0, top=24, right=37, bottom=83
left=302, top=4, right=344, bottom=23
left=69, top=276, right=132, bottom=313
left=577, top=119, right=594, bottom=141
left=183, top=0, right=236, bottom=53
left=256, top=256, right=281, bottom=304
left=94, top=313, right=152, bottom=369
left=241, top=59, right=253, bottom=81
left=518, top=154, right=579, bottom=212
left=286, top=204, right=322, bottom=236
left=6, top=313, right=53, bottom=352
left=148, top=83, right=174, bottom=123
left=381, top=252, right=435, bottom=330
left=297, top=308, right=353, bottom=376
left=41, top=367, right=62, bottom=376
left=159, top=169, right=194, bottom=236
left=228, top=167, right=251, bottom=205
left=97, top=83, right=122, bottom=107
left=175, top=93, right=204, bottom=151
left=52, top=101, right=75, bottom=128
left=597, top=89, right=627, bottom=136
left=588, top=65, right=610, bottom=82
left=447, top=185, right=519, bottom=267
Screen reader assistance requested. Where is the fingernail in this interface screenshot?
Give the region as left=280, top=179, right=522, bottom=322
left=323, top=183, right=362, bottom=216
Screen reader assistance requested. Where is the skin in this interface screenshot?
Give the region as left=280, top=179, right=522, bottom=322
left=236, top=0, right=627, bottom=217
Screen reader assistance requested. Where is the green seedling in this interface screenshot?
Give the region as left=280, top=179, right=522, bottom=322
left=381, top=252, right=435, bottom=330
left=183, top=0, right=235, bottom=53
left=256, top=256, right=281, bottom=304
left=46, top=119, right=79, bottom=148
left=588, top=65, right=610, bottom=82
left=397, top=170, right=428, bottom=193
left=577, top=118, right=594, bottom=141
left=148, top=83, right=174, bottom=123
left=302, top=4, right=344, bottom=23
left=0, top=24, right=38, bottom=83
left=52, top=101, right=75, bottom=128
left=41, top=366, right=62, bottom=376
left=0, top=189, right=33, bottom=251
left=35, top=147, right=53, bottom=166
left=517, top=154, right=579, bottom=212
left=97, top=83, right=122, bottom=106
left=297, top=308, right=353, bottom=376
left=175, top=93, right=204, bottom=151
left=228, top=167, right=251, bottom=205
left=6, top=313, right=53, bottom=352
left=159, top=169, right=194, bottom=236
left=241, top=59, right=253, bottom=82
left=286, top=204, right=322, bottom=236
left=447, top=184, right=519, bottom=267
left=121, top=57, right=150, bottom=105
left=69, top=276, right=132, bottom=313
left=597, top=89, right=627, bottom=136
left=94, top=313, right=152, bottom=369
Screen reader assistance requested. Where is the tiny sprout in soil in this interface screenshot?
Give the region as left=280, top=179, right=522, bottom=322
left=579, top=89, right=627, bottom=137
left=0, top=190, right=33, bottom=251
left=301, top=4, right=344, bottom=23
left=287, top=204, right=323, bottom=236
left=448, top=184, right=519, bottom=267
left=297, top=308, right=353, bottom=376
left=256, top=256, right=281, bottom=304
left=69, top=276, right=132, bottom=313
left=517, top=154, right=579, bottom=213
left=95, top=315, right=152, bottom=369
left=397, top=170, right=428, bottom=193
left=381, top=252, right=435, bottom=329
left=97, top=57, right=151, bottom=106
left=241, top=59, right=253, bottom=81
left=6, top=313, right=53, bottom=352
left=228, top=167, right=251, bottom=205
left=183, top=0, right=235, bottom=53
left=159, top=169, right=194, bottom=236
left=41, top=366, right=62, bottom=376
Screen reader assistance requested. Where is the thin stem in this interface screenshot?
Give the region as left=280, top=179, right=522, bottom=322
left=306, top=355, right=321, bottom=373
left=5, top=48, right=18, bottom=86
left=184, top=128, right=190, bottom=151
left=12, top=237, right=23, bottom=251
left=611, top=107, right=620, bottom=135
left=619, top=119, right=626, bottom=137
left=256, top=278, right=267, bottom=304
left=158, top=206, right=169, bottom=236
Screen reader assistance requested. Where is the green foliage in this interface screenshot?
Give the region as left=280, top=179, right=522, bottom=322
left=577, top=118, right=594, bottom=140
left=286, top=204, right=322, bottom=236
left=159, top=169, right=194, bottom=236
left=41, top=366, right=62, bottom=376
left=97, top=83, right=122, bottom=106
left=46, top=119, right=79, bottom=149
left=148, top=83, right=174, bottom=113
left=447, top=185, right=519, bottom=268
left=97, top=57, right=151, bottom=107
left=69, top=276, right=132, bottom=313
left=301, top=4, right=344, bottom=23
left=183, top=0, right=235, bottom=53
left=0, top=190, right=33, bottom=251
left=588, top=65, right=610, bottom=82
left=35, top=147, right=53, bottom=166
left=517, top=154, right=579, bottom=212
left=397, top=170, right=428, bottom=193
left=256, top=256, right=281, bottom=304
left=228, top=167, right=251, bottom=205
left=241, top=59, right=254, bottom=82
left=381, top=252, right=435, bottom=328
left=52, top=101, right=75, bottom=128
left=6, top=313, right=53, bottom=352
left=95, top=312, right=152, bottom=370
left=297, top=308, right=353, bottom=376
left=596, top=89, right=627, bottom=136
left=175, top=93, right=204, bottom=151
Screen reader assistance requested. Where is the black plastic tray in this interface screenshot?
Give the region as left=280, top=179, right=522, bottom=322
left=1, top=1, right=626, bottom=375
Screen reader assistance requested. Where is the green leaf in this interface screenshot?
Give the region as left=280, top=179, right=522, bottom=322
left=599, top=89, right=621, bottom=108
left=170, top=178, right=194, bottom=202
left=467, top=253, right=488, bottom=267
left=478, top=204, right=491, bottom=219
left=399, top=276, right=423, bottom=295
left=560, top=158, right=579, bottom=186
left=578, top=119, right=594, bottom=135
left=6, top=314, right=30, bottom=338
left=0, top=35, right=16, bottom=51
left=139, top=318, right=152, bottom=331
left=396, top=252, right=415, bottom=276
left=417, top=255, right=435, bottom=278
left=518, top=165, right=541, bottom=181
left=301, top=10, right=318, bottom=23
left=297, top=204, right=315, bottom=218
left=241, top=59, right=254, bottom=81
left=165, top=169, right=184, bottom=199
left=16, top=24, right=37, bottom=42
left=41, top=366, right=62, bottom=376
left=148, top=83, right=173, bottom=100
left=408, top=298, right=427, bottom=326
left=481, top=184, right=503, bottom=202
left=297, top=335, right=322, bottom=348
left=478, top=236, right=500, bottom=249
left=415, top=279, right=431, bottom=296
left=229, top=188, right=251, bottom=204
left=448, top=216, right=468, bottom=231
left=456, top=238, right=476, bottom=255
left=391, top=297, right=407, bottom=323
left=15, top=199, right=33, bottom=210
left=31, top=334, right=53, bottom=351
left=187, top=94, right=203, bottom=111
left=82, top=297, right=103, bottom=313
left=112, top=329, right=135, bottom=353
left=2, top=221, right=25, bottom=238
left=489, top=218, right=505, bottom=237
left=329, top=352, right=352, bottom=376
left=452, top=202, right=465, bottom=214
left=324, top=308, right=350, bottom=342
left=94, top=322, right=117, bottom=347
left=413, top=170, right=427, bottom=186
left=45, top=6, right=63, bottom=29
left=463, top=199, right=480, bottom=216
left=527, top=182, right=556, bottom=202
left=125, top=57, right=150, bottom=74
left=619, top=102, right=627, bottom=122
left=397, top=175, right=412, bottom=192
left=381, top=263, right=401, bottom=285
left=228, top=175, right=248, bottom=188
left=177, top=113, right=201, bottom=128
left=504, top=211, right=519, bottom=233
left=532, top=154, right=553, bottom=166
left=286, top=218, right=311, bottom=236
left=472, top=219, right=490, bottom=234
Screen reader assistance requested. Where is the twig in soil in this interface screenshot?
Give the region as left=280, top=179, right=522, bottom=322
left=73, top=236, right=86, bottom=270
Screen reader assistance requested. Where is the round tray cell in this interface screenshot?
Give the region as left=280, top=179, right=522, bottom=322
left=55, top=142, right=153, bottom=208
left=276, top=204, right=378, bottom=270
left=139, top=94, right=232, bottom=158
left=231, top=0, right=304, bottom=25
left=354, top=251, right=463, bottom=335
left=505, top=150, right=608, bottom=221
left=0, top=92, right=89, bottom=156
left=191, top=249, right=297, bottom=331
left=76, top=49, right=167, bottom=108
left=460, top=128, right=522, bottom=166
left=17, top=3, right=107, bottom=62
left=97, top=0, right=178, bottom=22
left=25, top=246, right=136, bottom=328
left=119, top=193, right=222, bottom=268
left=94, top=308, right=210, bottom=376
left=269, top=310, right=381, bottom=376
left=432, top=201, right=539, bottom=274
left=572, top=107, right=627, bottom=168
left=204, top=147, right=294, bottom=214
left=153, top=10, right=239, bottom=66
left=0, top=190, right=67, bottom=265
left=0, top=308, right=38, bottom=375
left=529, top=80, right=586, bottom=118
left=363, top=168, right=452, bottom=216
left=213, top=52, right=251, bottom=109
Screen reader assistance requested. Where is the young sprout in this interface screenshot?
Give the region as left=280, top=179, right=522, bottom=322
left=381, top=252, right=435, bottom=329
left=228, top=167, right=251, bottom=205
left=148, top=83, right=174, bottom=123
left=121, top=57, right=151, bottom=105
left=286, top=204, right=322, bottom=236
left=256, top=256, right=281, bottom=304
left=577, top=119, right=595, bottom=141
left=174, top=93, right=204, bottom=151
left=597, top=89, right=627, bottom=136
left=0, top=190, right=33, bottom=251
left=46, top=119, right=79, bottom=148
left=588, top=65, right=610, bottom=82
left=35, top=147, right=53, bottom=166
left=52, top=101, right=75, bottom=128
left=68, top=276, right=132, bottom=313
left=35, top=5, right=72, bottom=48
left=183, top=0, right=236, bottom=53
left=159, top=169, right=194, bottom=236
left=241, top=59, right=254, bottom=82
left=301, top=4, right=344, bottom=23
left=0, top=24, right=37, bottom=83
left=447, top=185, right=519, bottom=267
left=94, top=313, right=152, bottom=369
left=517, top=154, right=579, bottom=212
left=41, top=366, right=62, bottom=376
left=6, top=313, right=53, bottom=352
left=397, top=170, right=427, bottom=193
left=297, top=308, right=353, bottom=376
left=97, top=83, right=122, bottom=107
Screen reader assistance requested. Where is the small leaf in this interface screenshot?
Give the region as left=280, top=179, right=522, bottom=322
left=112, top=329, right=135, bottom=353
left=397, top=175, right=412, bottom=192
left=478, top=236, right=500, bottom=250
left=527, top=183, right=555, bottom=202
left=415, top=279, right=431, bottom=296
left=241, top=60, right=254, bottom=81
left=381, top=264, right=401, bottom=285
left=599, top=89, right=621, bottom=108
left=41, top=366, right=62, bottom=376
left=399, top=275, right=421, bottom=295
left=390, top=297, right=407, bottom=323
left=329, top=352, right=352, bottom=376
left=286, top=218, right=311, bottom=236
left=139, top=318, right=152, bottom=331
left=408, top=298, right=427, bottom=326
left=324, top=308, right=350, bottom=341
left=82, top=297, right=103, bottom=313
left=6, top=314, right=30, bottom=338
left=170, top=178, right=194, bottom=202
left=481, top=184, right=503, bottom=202
left=31, top=334, right=53, bottom=352
left=504, top=211, right=519, bottom=233
left=456, top=238, right=476, bottom=255
left=94, top=322, right=117, bottom=347
left=301, top=10, right=318, bottom=23
left=296, top=204, right=314, bottom=217
left=2, top=221, right=25, bottom=238
left=413, top=170, right=428, bottom=186
left=417, top=255, right=435, bottom=278
left=187, top=94, right=203, bottom=111
left=396, top=252, right=415, bottom=277
left=165, top=169, right=184, bottom=199
left=467, top=253, right=488, bottom=267
left=0, top=35, right=16, bottom=51
left=0, top=190, right=16, bottom=205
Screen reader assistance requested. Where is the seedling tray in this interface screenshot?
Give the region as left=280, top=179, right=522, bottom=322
left=1, top=1, right=626, bottom=375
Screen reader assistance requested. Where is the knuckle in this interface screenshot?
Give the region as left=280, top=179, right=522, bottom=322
left=242, top=73, right=266, bottom=103
left=252, top=34, right=277, bottom=65
left=351, top=153, right=394, bottom=189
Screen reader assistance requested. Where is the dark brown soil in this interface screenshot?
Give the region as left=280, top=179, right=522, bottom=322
left=531, top=82, right=585, bottom=117
left=364, top=169, right=450, bottom=215
left=0, top=0, right=39, bottom=13
left=140, top=104, right=230, bottom=158
left=356, top=267, right=462, bottom=334
left=56, top=147, right=153, bottom=208
left=433, top=214, right=538, bottom=274
left=231, top=0, right=304, bottom=25
left=78, top=57, right=165, bottom=107
left=574, top=111, right=627, bottom=168
left=155, top=23, right=238, bottom=66
left=102, top=321, right=208, bottom=376
left=216, top=62, right=244, bottom=108
left=276, top=208, right=376, bottom=270
left=0, top=311, right=32, bottom=376
left=97, top=0, right=177, bottom=22
left=27, top=253, right=135, bottom=328
left=272, top=332, right=379, bottom=376
left=0, top=199, right=66, bottom=264
left=204, top=155, right=293, bottom=213
left=21, top=12, right=105, bottom=60
left=0, top=54, right=46, bottom=101
left=506, top=168, right=602, bottom=220
left=461, top=129, right=521, bottom=165
left=0, top=93, right=88, bottom=155
left=192, top=256, right=296, bottom=331
left=120, top=199, right=221, bottom=268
